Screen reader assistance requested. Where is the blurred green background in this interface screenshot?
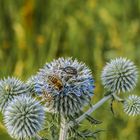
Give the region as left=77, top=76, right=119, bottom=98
left=0, top=0, right=140, bottom=140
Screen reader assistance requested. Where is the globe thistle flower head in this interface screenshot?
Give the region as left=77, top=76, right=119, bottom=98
left=4, top=95, right=45, bottom=140
left=0, top=77, right=29, bottom=112
left=101, top=58, right=138, bottom=94
left=123, top=95, right=140, bottom=116
left=34, top=57, right=94, bottom=117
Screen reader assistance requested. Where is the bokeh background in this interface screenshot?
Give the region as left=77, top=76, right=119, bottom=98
left=0, top=0, right=140, bottom=140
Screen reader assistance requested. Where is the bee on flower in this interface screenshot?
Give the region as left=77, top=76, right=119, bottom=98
left=30, top=57, right=95, bottom=118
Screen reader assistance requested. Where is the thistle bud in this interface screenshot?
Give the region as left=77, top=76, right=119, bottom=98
left=123, top=95, right=140, bottom=116
left=4, top=95, right=45, bottom=139
left=0, top=77, right=29, bottom=112
left=101, top=58, right=138, bottom=93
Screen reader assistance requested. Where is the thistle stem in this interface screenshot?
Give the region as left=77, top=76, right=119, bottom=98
left=58, top=94, right=112, bottom=140
left=35, top=134, right=42, bottom=140
left=112, top=93, right=124, bottom=102
left=59, top=117, right=68, bottom=140
left=69, top=94, right=112, bottom=127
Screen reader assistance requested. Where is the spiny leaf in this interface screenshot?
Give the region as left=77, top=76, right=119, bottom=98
left=85, top=114, right=102, bottom=124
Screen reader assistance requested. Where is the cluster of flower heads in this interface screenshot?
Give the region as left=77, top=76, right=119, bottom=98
left=0, top=57, right=140, bottom=140
left=0, top=57, right=94, bottom=139
left=28, top=57, right=94, bottom=117
left=101, top=57, right=140, bottom=116
left=0, top=77, right=45, bottom=140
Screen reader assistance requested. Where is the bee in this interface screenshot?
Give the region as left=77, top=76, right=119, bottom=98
left=48, top=75, right=63, bottom=90
left=62, top=66, right=77, bottom=75
left=43, top=91, right=53, bottom=102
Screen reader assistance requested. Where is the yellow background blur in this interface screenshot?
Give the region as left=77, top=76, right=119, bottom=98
left=0, top=0, right=140, bottom=140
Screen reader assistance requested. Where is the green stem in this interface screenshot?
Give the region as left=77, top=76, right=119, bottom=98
left=58, top=94, right=112, bottom=140
left=112, top=93, right=124, bottom=102
left=59, top=117, right=68, bottom=140
left=69, top=94, right=112, bottom=127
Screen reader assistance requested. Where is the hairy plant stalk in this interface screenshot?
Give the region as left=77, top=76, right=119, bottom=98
left=112, top=93, right=124, bottom=102
left=58, top=94, right=112, bottom=140
left=69, top=94, right=112, bottom=127
left=59, top=117, right=69, bottom=140
left=35, top=135, right=42, bottom=140
left=72, top=95, right=111, bottom=126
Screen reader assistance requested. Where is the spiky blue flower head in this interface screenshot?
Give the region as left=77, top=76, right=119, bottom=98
left=27, top=75, right=43, bottom=95
left=0, top=77, right=29, bottom=112
left=4, top=95, right=45, bottom=140
left=123, top=95, right=140, bottom=116
left=32, top=57, right=94, bottom=117
left=101, top=58, right=138, bottom=94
